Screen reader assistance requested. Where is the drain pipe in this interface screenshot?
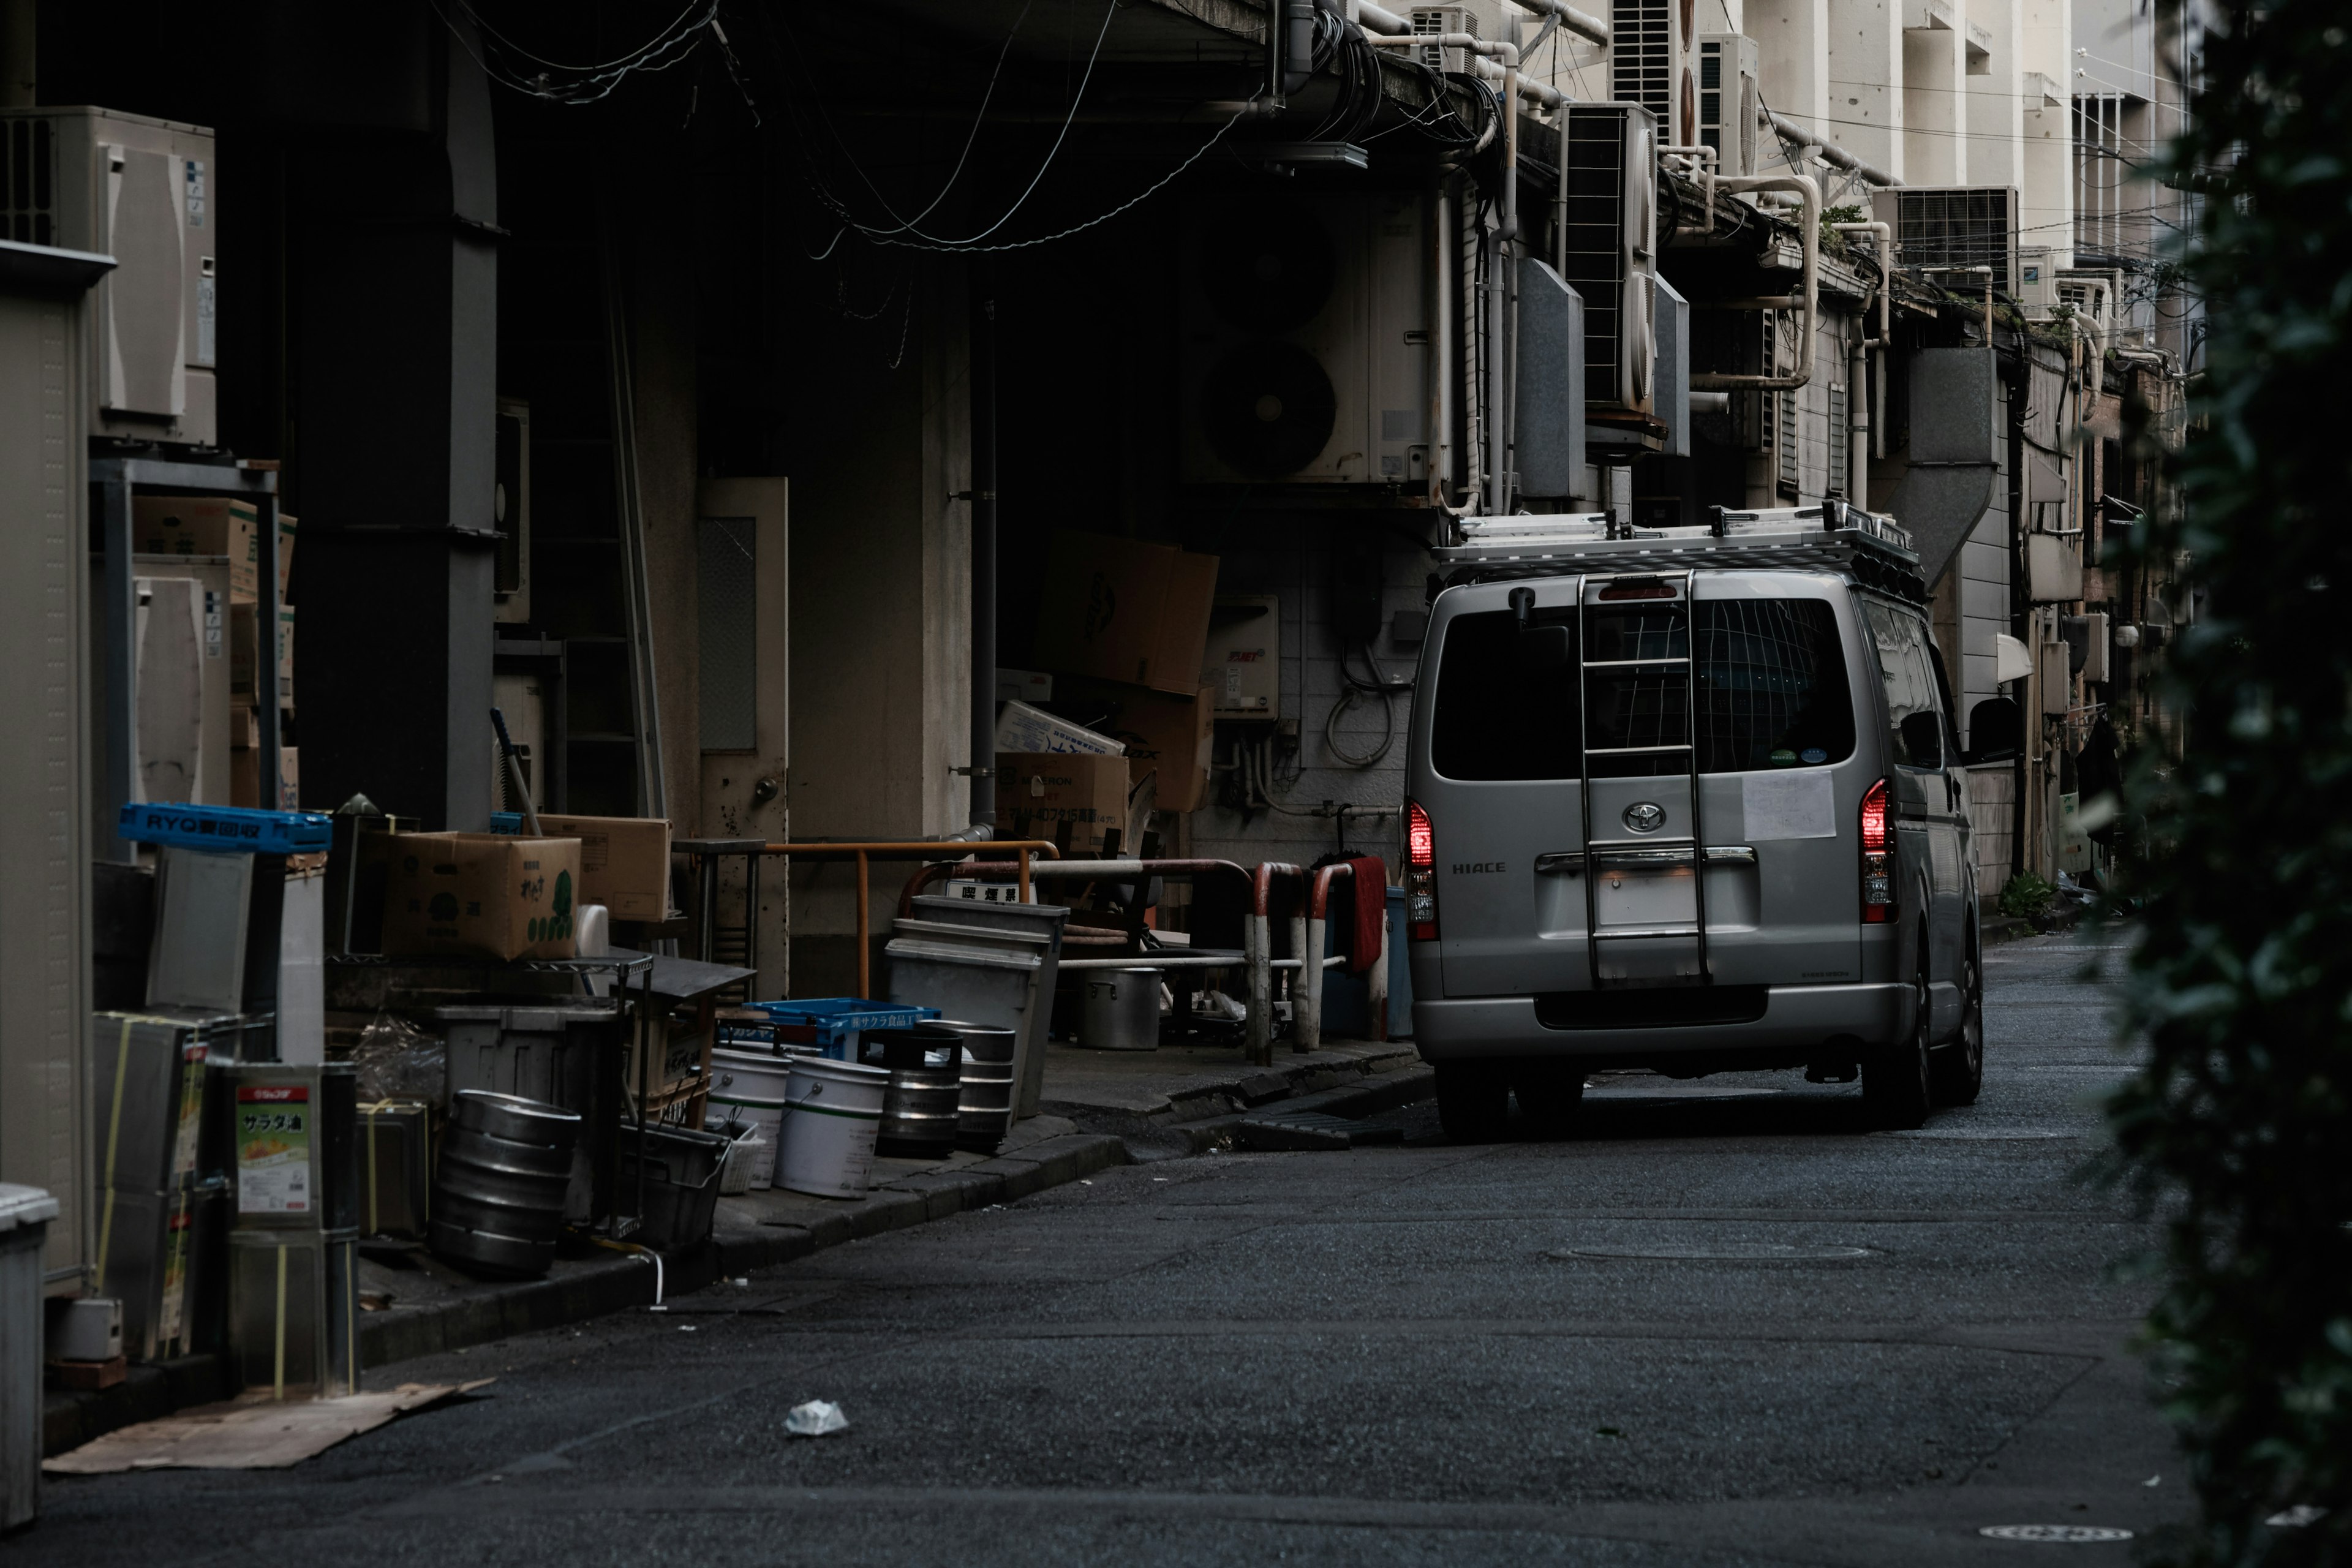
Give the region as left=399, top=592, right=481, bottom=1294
left=1431, top=171, right=1460, bottom=512
left=1762, top=110, right=1902, bottom=187
left=967, top=265, right=998, bottom=832
left=1690, top=173, right=1820, bottom=391
left=1372, top=32, right=1517, bottom=514
left=1833, top=219, right=1891, bottom=459
left=1509, top=0, right=1610, bottom=45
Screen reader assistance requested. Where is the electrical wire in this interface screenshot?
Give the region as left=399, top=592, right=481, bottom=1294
left=432, top=0, right=719, bottom=105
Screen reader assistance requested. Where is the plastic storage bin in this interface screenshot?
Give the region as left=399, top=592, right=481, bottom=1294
left=614, top=1125, right=730, bottom=1250
left=1, top=1186, right=57, bottom=1529
left=734, top=998, right=941, bottom=1060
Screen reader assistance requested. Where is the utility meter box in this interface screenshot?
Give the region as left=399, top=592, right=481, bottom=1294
left=1201, top=595, right=1281, bottom=721
left=0, top=107, right=217, bottom=446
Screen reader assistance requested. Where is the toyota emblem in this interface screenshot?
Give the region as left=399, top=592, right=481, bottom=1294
left=1623, top=801, right=1667, bottom=833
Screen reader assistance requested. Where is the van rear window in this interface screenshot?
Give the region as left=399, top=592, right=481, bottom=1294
left=1429, top=598, right=1855, bottom=781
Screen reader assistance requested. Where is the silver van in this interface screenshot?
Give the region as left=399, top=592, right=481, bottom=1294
left=1403, top=505, right=2021, bottom=1139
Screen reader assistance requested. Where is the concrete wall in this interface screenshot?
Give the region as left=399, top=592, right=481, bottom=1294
left=630, top=219, right=701, bottom=832
left=698, top=478, right=790, bottom=999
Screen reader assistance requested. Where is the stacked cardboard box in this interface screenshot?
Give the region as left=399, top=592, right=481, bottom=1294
left=138, top=496, right=300, bottom=807
left=1019, top=532, right=1221, bottom=826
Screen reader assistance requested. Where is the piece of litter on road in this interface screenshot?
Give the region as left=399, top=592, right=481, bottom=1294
left=647, top=1303, right=668, bottom=1313
left=1080, top=1180, right=1093, bottom=1185
left=1978, top=1525, right=2134, bottom=1543
left=784, top=1400, right=849, bottom=1438
left=1153, top=1177, right=1169, bottom=1182
left=2143, top=1475, right=2160, bottom=1487
left=731, top=1277, right=750, bottom=1287
left=2268, top=1506, right=2328, bottom=1528
left=678, top=1324, right=698, bottom=1332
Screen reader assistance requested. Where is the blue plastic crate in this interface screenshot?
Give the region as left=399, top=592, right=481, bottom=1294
left=737, top=998, right=941, bottom=1061
left=118, top=802, right=333, bottom=856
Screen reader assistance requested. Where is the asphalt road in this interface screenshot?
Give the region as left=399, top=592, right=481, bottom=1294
left=28, top=927, right=2180, bottom=1566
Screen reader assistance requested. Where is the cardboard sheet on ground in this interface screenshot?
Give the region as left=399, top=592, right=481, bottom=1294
left=44, top=1380, right=491, bottom=1473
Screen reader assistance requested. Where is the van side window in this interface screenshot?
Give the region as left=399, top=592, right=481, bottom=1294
left=1863, top=603, right=1946, bottom=769
left=1430, top=598, right=1854, bottom=781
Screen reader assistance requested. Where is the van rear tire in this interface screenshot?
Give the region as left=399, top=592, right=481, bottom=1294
left=1864, top=957, right=1935, bottom=1129
left=1435, top=1060, right=1510, bottom=1144
left=1929, top=949, right=1985, bottom=1107
left=1512, top=1062, right=1586, bottom=1134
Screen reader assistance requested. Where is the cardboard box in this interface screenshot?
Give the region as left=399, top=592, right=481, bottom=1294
left=996, top=753, right=1130, bottom=854
left=378, top=832, right=583, bottom=962
left=1057, top=679, right=1215, bottom=812
left=229, top=603, right=295, bottom=706
left=993, top=698, right=1123, bottom=758
left=134, top=499, right=296, bottom=603
left=230, top=746, right=298, bottom=810
left=525, top=814, right=673, bottom=920
left=1031, top=531, right=1220, bottom=696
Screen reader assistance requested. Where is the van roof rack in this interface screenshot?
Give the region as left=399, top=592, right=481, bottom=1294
left=1432, top=503, right=1929, bottom=603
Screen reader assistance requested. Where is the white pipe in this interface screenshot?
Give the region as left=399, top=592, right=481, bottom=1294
left=1848, top=331, right=1869, bottom=508
left=1662, top=144, right=1718, bottom=238
left=1834, top=219, right=1892, bottom=459
left=2056, top=274, right=2110, bottom=368
left=1691, top=173, right=1820, bottom=391
left=1432, top=175, right=1457, bottom=510
left=1349, top=0, right=1409, bottom=34
left=1762, top=109, right=1902, bottom=187
left=1297, top=913, right=1327, bottom=1049
left=1510, top=0, right=1609, bottom=45
left=1371, top=32, right=1519, bottom=514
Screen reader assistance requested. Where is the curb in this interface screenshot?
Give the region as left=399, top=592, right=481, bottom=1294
left=1164, top=1065, right=1439, bottom=1153
left=1039, top=1045, right=1425, bottom=1142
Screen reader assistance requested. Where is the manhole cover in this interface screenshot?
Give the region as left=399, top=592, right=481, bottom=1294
left=1978, top=1525, right=2134, bottom=1542
left=1875, top=1128, right=2073, bottom=1140
left=1550, top=1243, right=1874, bottom=1262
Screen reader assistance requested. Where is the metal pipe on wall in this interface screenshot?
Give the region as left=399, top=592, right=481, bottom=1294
left=968, top=265, right=998, bottom=829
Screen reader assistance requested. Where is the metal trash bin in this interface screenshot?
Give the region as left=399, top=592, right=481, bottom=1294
left=861, top=1027, right=963, bottom=1160
left=907, top=896, right=1068, bottom=1117
left=1081, top=967, right=1163, bottom=1051
left=614, top=1125, right=731, bottom=1250
left=1, top=1185, right=56, bottom=1530
left=883, top=937, right=1043, bottom=1115
left=227, top=1226, right=360, bottom=1401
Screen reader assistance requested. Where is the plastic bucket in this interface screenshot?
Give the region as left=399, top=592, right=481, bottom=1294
left=708, top=1049, right=793, bottom=1188
left=777, top=1057, right=890, bottom=1199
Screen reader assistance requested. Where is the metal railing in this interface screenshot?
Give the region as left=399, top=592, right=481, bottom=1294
left=758, top=840, right=1061, bottom=997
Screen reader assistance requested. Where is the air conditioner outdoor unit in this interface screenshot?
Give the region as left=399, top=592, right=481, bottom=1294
left=1556, top=103, right=1660, bottom=417
left=1408, top=6, right=1481, bottom=75
left=1614, top=0, right=1699, bottom=142
left=1178, top=191, right=1433, bottom=486
left=2014, top=246, right=2057, bottom=314
left=1873, top=185, right=2022, bottom=295
left=0, top=106, right=217, bottom=447
left=1694, top=35, right=1760, bottom=178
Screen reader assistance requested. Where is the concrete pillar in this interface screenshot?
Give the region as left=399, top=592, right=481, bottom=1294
left=1966, top=0, right=2023, bottom=191
left=2017, top=0, right=2072, bottom=266
left=785, top=260, right=970, bottom=994
left=627, top=214, right=701, bottom=832
left=1903, top=2, right=1968, bottom=184
left=293, top=25, right=498, bottom=829
left=1754, top=0, right=1833, bottom=143
left=1827, top=0, right=1904, bottom=183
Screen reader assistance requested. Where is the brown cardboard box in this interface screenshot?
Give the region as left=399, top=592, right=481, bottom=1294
left=134, top=500, right=296, bottom=603
left=1031, top=531, right=1220, bottom=696
left=228, top=603, right=295, bottom=706
left=996, top=753, right=1131, bottom=854
left=1057, top=679, right=1215, bottom=812
left=378, top=833, right=583, bottom=962
left=230, top=746, right=298, bottom=810
left=526, top=814, right=673, bottom=920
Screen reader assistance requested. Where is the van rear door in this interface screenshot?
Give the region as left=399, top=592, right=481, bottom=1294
left=1408, top=572, right=1869, bottom=1000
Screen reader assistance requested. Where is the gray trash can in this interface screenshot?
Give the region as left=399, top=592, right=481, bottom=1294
left=905, top=896, right=1069, bottom=1117
left=1, top=1184, right=59, bottom=1530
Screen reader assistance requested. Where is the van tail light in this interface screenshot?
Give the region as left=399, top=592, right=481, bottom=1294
left=1406, top=799, right=1439, bottom=942
left=1860, top=778, right=1893, bottom=924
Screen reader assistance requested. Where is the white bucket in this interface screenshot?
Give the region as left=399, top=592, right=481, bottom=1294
left=777, top=1057, right=890, bottom=1199
left=709, top=1049, right=794, bottom=1188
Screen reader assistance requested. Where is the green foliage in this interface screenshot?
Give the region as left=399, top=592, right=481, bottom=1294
left=2101, top=1, right=2352, bottom=1561
left=1998, top=872, right=2057, bottom=921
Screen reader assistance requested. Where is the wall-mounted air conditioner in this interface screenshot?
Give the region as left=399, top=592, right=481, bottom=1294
left=1178, top=191, right=1432, bottom=486
left=1612, top=0, right=1696, bottom=141
left=2013, top=246, right=2057, bottom=313
left=0, top=106, right=217, bottom=447
left=1408, top=6, right=1482, bottom=75
left=1694, top=35, right=1759, bottom=178
left=1873, top=185, right=2022, bottom=295
left=1556, top=103, right=1659, bottom=416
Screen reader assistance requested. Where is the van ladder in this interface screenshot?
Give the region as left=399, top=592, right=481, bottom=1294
left=1577, top=569, right=1711, bottom=989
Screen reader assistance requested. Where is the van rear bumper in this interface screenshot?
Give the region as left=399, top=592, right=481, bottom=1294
left=1412, top=983, right=1912, bottom=1062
